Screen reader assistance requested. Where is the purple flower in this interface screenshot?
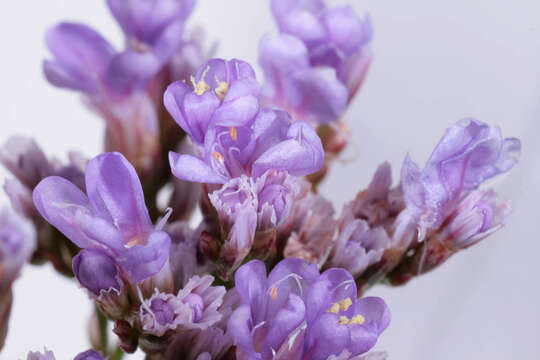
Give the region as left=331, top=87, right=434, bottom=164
left=73, top=350, right=106, bottom=360
left=340, top=162, right=404, bottom=230
left=327, top=220, right=390, bottom=278
left=164, top=58, right=259, bottom=145
left=0, top=136, right=52, bottom=189
left=27, top=349, right=56, bottom=360
left=72, top=248, right=122, bottom=297
left=283, top=191, right=337, bottom=265
left=261, top=0, right=372, bottom=124
left=104, top=0, right=196, bottom=91
left=228, top=258, right=391, bottom=360
left=207, top=170, right=303, bottom=275
left=169, top=106, right=324, bottom=184
left=164, top=327, right=233, bottom=360
left=259, top=34, right=347, bottom=125
left=43, top=23, right=115, bottom=94
left=401, top=118, right=521, bottom=238
left=0, top=207, right=36, bottom=292
left=140, top=275, right=225, bottom=336
left=438, top=189, right=510, bottom=250
left=32, top=152, right=171, bottom=283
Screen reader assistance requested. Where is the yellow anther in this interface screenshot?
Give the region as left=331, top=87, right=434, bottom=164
left=211, top=151, right=225, bottom=162
left=327, top=303, right=341, bottom=314
left=269, top=285, right=278, bottom=301
left=191, top=66, right=211, bottom=95
left=230, top=127, right=237, bottom=140
left=336, top=313, right=365, bottom=326
left=338, top=298, right=353, bottom=311
left=215, top=81, right=229, bottom=101
left=348, top=314, right=365, bottom=325
left=327, top=297, right=353, bottom=313
left=125, top=238, right=141, bottom=248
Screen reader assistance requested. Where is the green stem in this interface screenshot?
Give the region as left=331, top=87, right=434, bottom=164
left=110, top=346, right=125, bottom=360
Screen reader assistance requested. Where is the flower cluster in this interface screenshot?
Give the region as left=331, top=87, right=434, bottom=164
left=228, top=258, right=390, bottom=360
left=1, top=0, right=522, bottom=359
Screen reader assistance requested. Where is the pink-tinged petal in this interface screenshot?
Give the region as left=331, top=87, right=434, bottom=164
left=85, top=152, right=153, bottom=241
left=169, top=152, right=228, bottom=184
left=32, top=176, right=123, bottom=250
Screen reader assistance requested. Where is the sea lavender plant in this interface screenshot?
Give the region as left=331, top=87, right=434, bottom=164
left=2, top=0, right=522, bottom=359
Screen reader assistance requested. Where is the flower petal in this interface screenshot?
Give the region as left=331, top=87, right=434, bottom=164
left=85, top=152, right=153, bottom=241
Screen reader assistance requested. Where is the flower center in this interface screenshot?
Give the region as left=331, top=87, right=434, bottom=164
left=183, top=293, right=204, bottom=322
left=326, top=298, right=353, bottom=313
left=191, top=66, right=211, bottom=95
left=215, top=81, right=229, bottom=100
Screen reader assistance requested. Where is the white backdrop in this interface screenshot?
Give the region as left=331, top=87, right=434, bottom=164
left=1, top=1, right=539, bottom=359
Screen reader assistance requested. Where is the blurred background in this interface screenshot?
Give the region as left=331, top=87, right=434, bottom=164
left=1, top=0, right=539, bottom=359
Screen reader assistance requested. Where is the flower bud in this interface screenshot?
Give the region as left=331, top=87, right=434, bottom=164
left=72, top=249, right=128, bottom=319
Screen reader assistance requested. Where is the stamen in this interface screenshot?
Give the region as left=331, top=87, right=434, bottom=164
left=326, top=297, right=353, bottom=313
left=191, top=66, right=211, bottom=95
left=327, top=303, right=340, bottom=314
left=269, top=285, right=278, bottom=301
left=349, top=314, right=365, bottom=325
left=338, top=316, right=349, bottom=325
left=338, top=298, right=353, bottom=311
left=230, top=127, right=237, bottom=140
left=212, top=151, right=225, bottom=162
left=215, top=81, right=229, bottom=100
left=156, top=207, right=173, bottom=231
left=125, top=237, right=141, bottom=248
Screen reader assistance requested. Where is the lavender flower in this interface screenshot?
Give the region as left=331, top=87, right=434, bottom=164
left=71, top=248, right=129, bottom=319
left=261, top=0, right=372, bottom=125
left=400, top=118, right=521, bottom=239
left=105, top=0, right=196, bottom=89
left=340, top=162, right=404, bottom=230
left=388, top=189, right=512, bottom=286
left=164, top=58, right=260, bottom=145
left=164, top=327, right=233, bottom=360
left=228, top=258, right=390, bottom=359
left=27, top=349, right=56, bottom=360
left=168, top=102, right=324, bottom=184
left=73, top=350, right=106, bottom=360
left=43, top=1, right=203, bottom=176
left=282, top=191, right=337, bottom=265
left=33, top=152, right=171, bottom=283
left=439, top=189, right=510, bottom=250
left=140, top=275, right=225, bottom=336
left=0, top=207, right=36, bottom=292
left=27, top=349, right=105, bottom=360
left=0, top=207, right=36, bottom=350
left=327, top=220, right=390, bottom=279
